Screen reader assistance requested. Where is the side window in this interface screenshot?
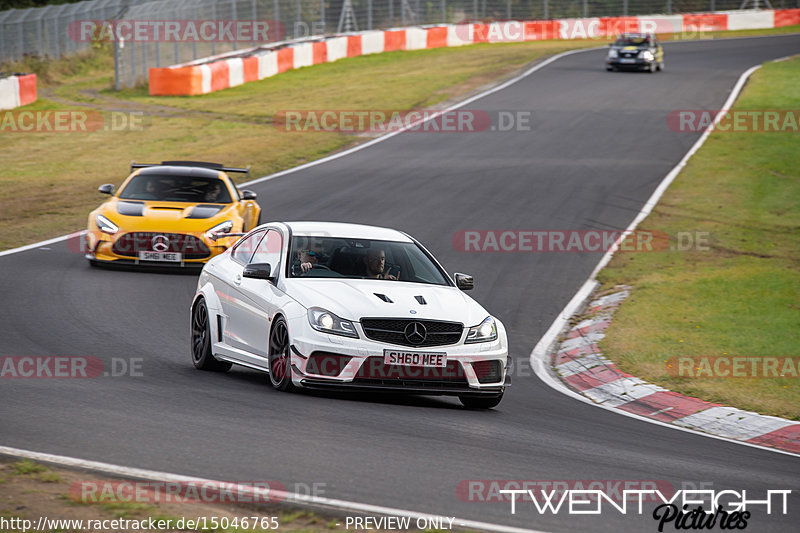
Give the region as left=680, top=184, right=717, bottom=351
left=250, top=230, right=283, bottom=270
left=231, top=230, right=265, bottom=265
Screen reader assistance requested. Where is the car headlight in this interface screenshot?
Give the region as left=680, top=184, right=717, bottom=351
left=465, top=316, right=498, bottom=344
left=607, top=49, right=618, bottom=59
left=307, top=307, right=359, bottom=338
left=205, top=220, right=233, bottom=240
left=641, top=51, right=654, bottom=61
left=96, top=214, right=118, bottom=234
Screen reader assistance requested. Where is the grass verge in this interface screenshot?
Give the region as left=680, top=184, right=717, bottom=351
left=1, top=457, right=462, bottom=533
left=597, top=55, right=800, bottom=420
left=1, top=25, right=798, bottom=252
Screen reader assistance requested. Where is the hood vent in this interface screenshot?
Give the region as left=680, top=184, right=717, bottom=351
left=414, top=295, right=427, bottom=305
left=374, top=293, right=393, bottom=303
left=187, top=204, right=225, bottom=219
left=117, top=201, right=144, bottom=217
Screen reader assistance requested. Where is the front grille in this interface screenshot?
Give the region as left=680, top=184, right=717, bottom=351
left=472, top=360, right=503, bottom=384
left=112, top=232, right=211, bottom=259
left=354, top=356, right=469, bottom=388
left=360, top=318, right=463, bottom=347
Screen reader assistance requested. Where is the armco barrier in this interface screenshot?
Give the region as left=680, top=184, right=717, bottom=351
left=149, top=9, right=800, bottom=96
left=0, top=73, right=37, bottom=110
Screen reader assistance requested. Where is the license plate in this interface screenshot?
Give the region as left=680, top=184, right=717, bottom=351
left=138, top=251, right=182, bottom=262
left=384, top=350, right=446, bottom=367
left=619, top=58, right=636, bottom=64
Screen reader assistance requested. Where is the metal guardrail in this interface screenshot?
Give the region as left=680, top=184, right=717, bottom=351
left=1, top=0, right=797, bottom=88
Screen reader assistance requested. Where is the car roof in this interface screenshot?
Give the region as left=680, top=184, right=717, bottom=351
left=283, top=221, right=413, bottom=242
left=136, top=165, right=225, bottom=179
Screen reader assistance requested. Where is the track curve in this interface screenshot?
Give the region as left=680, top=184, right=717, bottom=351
left=2, top=35, right=800, bottom=532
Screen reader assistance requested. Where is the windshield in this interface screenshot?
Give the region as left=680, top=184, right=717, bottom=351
left=288, top=236, right=451, bottom=286
left=118, top=174, right=233, bottom=203
left=614, top=36, right=651, bottom=47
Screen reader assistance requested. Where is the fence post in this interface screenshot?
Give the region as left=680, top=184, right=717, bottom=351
left=321, top=0, right=325, bottom=35
left=233, top=0, right=238, bottom=49
left=296, top=0, right=301, bottom=38
left=582, top=0, right=587, bottom=18
left=623, top=0, right=628, bottom=16
left=211, top=1, right=216, bottom=55
left=114, top=38, right=120, bottom=91
left=543, top=0, right=548, bottom=20
left=368, top=0, right=372, bottom=30
left=390, top=0, right=393, bottom=26
left=441, top=0, right=445, bottom=24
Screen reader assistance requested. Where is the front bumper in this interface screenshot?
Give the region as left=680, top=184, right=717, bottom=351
left=286, top=320, right=509, bottom=396
left=85, top=230, right=231, bottom=267
left=606, top=58, right=654, bottom=70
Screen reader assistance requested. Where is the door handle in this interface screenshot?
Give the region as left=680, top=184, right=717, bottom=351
left=234, top=274, right=242, bottom=285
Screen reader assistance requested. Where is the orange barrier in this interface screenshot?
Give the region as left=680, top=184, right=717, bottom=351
left=243, top=56, right=259, bottom=82
left=149, top=66, right=203, bottom=96
left=276, top=48, right=294, bottom=73
left=683, top=13, right=728, bottom=32
left=312, top=41, right=327, bottom=64
left=774, top=8, right=800, bottom=27
left=426, top=26, right=448, bottom=48
left=346, top=35, right=362, bottom=57
left=17, top=74, right=37, bottom=106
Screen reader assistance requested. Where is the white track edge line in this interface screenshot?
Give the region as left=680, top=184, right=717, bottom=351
left=0, top=445, right=548, bottom=533
left=529, top=60, right=800, bottom=459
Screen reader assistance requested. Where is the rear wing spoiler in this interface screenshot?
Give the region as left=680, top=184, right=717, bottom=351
left=130, top=160, right=251, bottom=177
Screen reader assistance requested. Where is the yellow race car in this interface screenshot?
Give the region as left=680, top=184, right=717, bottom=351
left=86, top=161, right=262, bottom=267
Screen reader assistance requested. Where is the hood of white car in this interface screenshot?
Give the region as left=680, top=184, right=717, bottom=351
left=284, top=278, right=490, bottom=326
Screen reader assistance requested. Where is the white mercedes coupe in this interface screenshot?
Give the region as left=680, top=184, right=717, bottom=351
left=190, top=221, right=509, bottom=408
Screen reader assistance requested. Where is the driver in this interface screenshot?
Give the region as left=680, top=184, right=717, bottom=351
left=297, top=241, right=325, bottom=274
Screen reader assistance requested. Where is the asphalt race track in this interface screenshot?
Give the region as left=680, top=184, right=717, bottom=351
left=2, top=35, right=800, bottom=532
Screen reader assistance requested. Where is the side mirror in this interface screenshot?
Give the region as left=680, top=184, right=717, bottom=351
left=454, top=273, right=474, bottom=291
left=243, top=262, right=272, bottom=280
left=241, top=190, right=257, bottom=200
left=98, top=184, right=115, bottom=195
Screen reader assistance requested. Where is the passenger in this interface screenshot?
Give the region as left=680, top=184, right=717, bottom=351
left=363, top=249, right=399, bottom=280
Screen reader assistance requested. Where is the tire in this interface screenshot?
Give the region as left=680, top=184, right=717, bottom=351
left=648, top=62, right=656, bottom=73
left=459, top=391, right=504, bottom=409
left=191, top=299, right=232, bottom=372
left=268, top=316, right=294, bottom=391
left=606, top=66, right=614, bottom=72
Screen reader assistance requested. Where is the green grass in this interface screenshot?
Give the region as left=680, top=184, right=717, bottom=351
left=597, top=55, right=800, bottom=420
